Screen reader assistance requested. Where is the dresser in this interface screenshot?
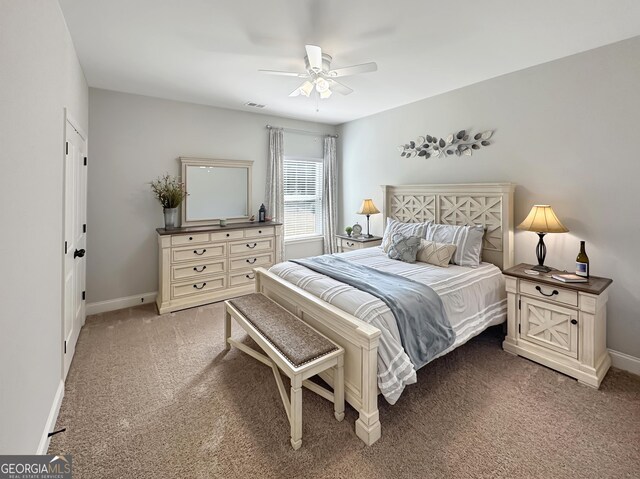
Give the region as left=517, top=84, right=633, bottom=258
left=156, top=222, right=283, bottom=314
left=335, top=235, right=382, bottom=253
left=502, top=263, right=613, bottom=388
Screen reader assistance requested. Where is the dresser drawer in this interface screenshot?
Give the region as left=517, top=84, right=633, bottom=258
left=172, top=243, right=225, bottom=263
left=171, top=233, right=210, bottom=246
left=229, top=271, right=257, bottom=287
left=229, top=252, right=274, bottom=271
left=210, top=230, right=244, bottom=242
left=171, top=259, right=226, bottom=282
left=171, top=276, right=227, bottom=299
left=245, top=226, right=275, bottom=238
left=520, top=280, right=578, bottom=307
left=229, top=238, right=274, bottom=256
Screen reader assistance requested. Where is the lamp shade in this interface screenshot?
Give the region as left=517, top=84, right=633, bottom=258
left=357, top=199, right=380, bottom=215
left=517, top=205, right=569, bottom=233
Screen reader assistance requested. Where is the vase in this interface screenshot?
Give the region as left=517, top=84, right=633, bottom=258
left=163, top=207, right=178, bottom=229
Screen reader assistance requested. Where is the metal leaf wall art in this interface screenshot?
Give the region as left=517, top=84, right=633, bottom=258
left=398, top=129, right=494, bottom=159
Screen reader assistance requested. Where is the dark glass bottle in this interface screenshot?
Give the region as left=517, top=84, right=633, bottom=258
left=575, top=241, right=589, bottom=278
left=258, top=203, right=266, bottom=222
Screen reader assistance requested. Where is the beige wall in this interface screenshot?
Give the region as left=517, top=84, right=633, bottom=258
left=87, top=89, right=336, bottom=303
left=338, top=36, right=640, bottom=358
left=0, top=0, right=88, bottom=453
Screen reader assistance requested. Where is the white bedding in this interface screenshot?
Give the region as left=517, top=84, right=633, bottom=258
left=269, top=247, right=506, bottom=404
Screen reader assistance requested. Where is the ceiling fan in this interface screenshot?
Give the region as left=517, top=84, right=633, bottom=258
left=259, top=45, right=377, bottom=99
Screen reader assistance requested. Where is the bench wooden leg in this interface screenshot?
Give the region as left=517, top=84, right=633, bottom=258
left=290, top=375, right=303, bottom=450
left=224, top=307, right=232, bottom=351
left=334, top=355, right=345, bottom=421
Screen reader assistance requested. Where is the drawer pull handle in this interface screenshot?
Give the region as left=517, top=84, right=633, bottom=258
left=245, top=273, right=255, bottom=280
left=258, top=230, right=262, bottom=234
left=193, top=266, right=206, bottom=272
left=193, top=282, right=207, bottom=290
left=193, top=249, right=206, bottom=255
left=347, top=242, right=354, bottom=247
left=246, top=258, right=257, bottom=264
left=226, top=233, right=230, bottom=237
left=74, top=248, right=86, bottom=258
left=535, top=285, right=558, bottom=297
left=189, top=236, right=193, bottom=241
left=246, top=243, right=257, bottom=249
left=571, top=319, right=578, bottom=325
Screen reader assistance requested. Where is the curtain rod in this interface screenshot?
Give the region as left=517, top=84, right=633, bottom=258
left=266, top=124, right=338, bottom=138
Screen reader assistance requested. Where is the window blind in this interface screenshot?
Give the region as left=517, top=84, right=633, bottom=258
left=283, top=158, right=323, bottom=239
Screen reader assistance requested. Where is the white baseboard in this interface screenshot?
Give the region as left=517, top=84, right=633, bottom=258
left=86, top=291, right=157, bottom=316
left=609, top=349, right=640, bottom=376
left=37, top=379, right=64, bottom=454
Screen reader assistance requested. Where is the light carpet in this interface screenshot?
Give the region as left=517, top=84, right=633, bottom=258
left=49, top=302, right=640, bottom=478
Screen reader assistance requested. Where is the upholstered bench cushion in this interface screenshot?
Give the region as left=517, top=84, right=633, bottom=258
left=229, top=293, right=338, bottom=368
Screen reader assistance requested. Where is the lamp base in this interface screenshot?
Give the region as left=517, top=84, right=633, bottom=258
left=531, top=264, right=552, bottom=273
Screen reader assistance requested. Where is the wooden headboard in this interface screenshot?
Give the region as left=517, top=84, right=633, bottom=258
left=381, top=183, right=515, bottom=270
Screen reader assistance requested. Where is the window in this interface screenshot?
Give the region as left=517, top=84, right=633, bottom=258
left=283, top=157, right=323, bottom=239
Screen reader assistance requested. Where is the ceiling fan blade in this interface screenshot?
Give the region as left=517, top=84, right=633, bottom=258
left=328, top=79, right=353, bottom=95
left=329, top=62, right=378, bottom=77
left=258, top=69, right=307, bottom=77
left=305, top=45, right=323, bottom=71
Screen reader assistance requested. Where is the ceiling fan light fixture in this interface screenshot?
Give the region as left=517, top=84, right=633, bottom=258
left=299, top=81, right=314, bottom=97
left=315, top=77, right=330, bottom=93
left=319, top=89, right=332, bottom=99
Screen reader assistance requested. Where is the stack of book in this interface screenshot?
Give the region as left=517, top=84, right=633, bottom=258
left=551, top=273, right=588, bottom=283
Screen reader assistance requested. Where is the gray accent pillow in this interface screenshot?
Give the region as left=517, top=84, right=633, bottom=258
left=382, top=218, right=431, bottom=252
left=387, top=233, right=422, bottom=263
left=425, top=223, right=485, bottom=267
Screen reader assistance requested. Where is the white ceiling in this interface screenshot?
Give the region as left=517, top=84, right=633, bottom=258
left=59, top=0, right=640, bottom=125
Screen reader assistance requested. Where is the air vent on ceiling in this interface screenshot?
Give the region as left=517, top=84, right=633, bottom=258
left=244, top=102, right=266, bottom=109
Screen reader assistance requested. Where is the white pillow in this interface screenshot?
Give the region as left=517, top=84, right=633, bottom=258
left=416, top=239, right=457, bottom=267
left=425, top=223, right=484, bottom=267
left=382, top=218, right=431, bottom=252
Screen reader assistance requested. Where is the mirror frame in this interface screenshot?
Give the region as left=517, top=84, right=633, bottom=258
left=180, top=157, right=253, bottom=227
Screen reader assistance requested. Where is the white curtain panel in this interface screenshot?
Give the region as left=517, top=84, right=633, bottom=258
left=266, top=128, right=285, bottom=260
left=323, top=136, right=338, bottom=254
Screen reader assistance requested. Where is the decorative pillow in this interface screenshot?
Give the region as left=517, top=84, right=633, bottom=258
left=382, top=218, right=431, bottom=252
left=387, top=233, right=422, bottom=263
left=416, top=239, right=457, bottom=267
left=425, top=223, right=484, bottom=267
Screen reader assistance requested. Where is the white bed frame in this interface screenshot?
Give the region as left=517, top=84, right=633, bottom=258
left=254, top=183, right=515, bottom=445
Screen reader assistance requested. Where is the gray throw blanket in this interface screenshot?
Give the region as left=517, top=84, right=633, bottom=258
left=291, top=255, right=456, bottom=369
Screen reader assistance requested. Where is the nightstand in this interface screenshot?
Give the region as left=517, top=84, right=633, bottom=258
left=502, top=263, right=613, bottom=388
left=336, top=234, right=382, bottom=253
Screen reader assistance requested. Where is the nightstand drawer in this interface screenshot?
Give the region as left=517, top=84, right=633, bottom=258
left=520, top=280, right=578, bottom=307
left=340, top=238, right=362, bottom=251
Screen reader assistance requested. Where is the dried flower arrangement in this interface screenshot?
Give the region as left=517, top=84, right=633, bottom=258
left=150, top=174, right=187, bottom=209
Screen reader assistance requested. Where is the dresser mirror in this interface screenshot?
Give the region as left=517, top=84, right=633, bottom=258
left=180, top=157, right=253, bottom=227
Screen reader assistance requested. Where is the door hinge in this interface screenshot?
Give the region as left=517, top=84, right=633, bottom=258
left=84, top=156, right=87, bottom=166
left=82, top=291, right=86, bottom=301
left=518, top=299, right=521, bottom=310
left=64, top=241, right=68, bottom=254
left=64, top=340, right=67, bottom=354
left=83, top=223, right=87, bottom=233
left=65, top=142, right=68, bottom=155
left=518, top=324, right=521, bottom=334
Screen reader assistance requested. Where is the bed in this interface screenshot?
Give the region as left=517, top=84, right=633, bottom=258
left=254, top=183, right=515, bottom=445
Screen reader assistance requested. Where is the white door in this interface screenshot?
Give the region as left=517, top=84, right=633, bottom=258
left=63, top=117, right=87, bottom=378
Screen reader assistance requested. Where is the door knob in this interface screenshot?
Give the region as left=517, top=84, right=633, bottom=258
left=74, top=248, right=86, bottom=258
left=570, top=319, right=578, bottom=325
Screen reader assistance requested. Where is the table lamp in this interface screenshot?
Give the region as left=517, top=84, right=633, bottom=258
left=356, top=199, right=380, bottom=238
left=517, top=205, right=569, bottom=272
